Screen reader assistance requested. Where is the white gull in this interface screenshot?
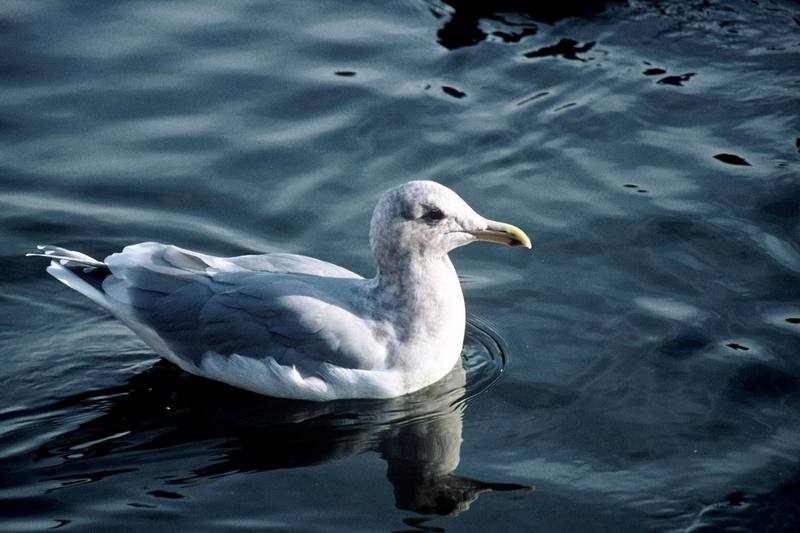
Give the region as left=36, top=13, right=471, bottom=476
left=28, top=180, right=531, bottom=401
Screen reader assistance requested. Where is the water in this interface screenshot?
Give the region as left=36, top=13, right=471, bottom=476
left=1, top=0, right=799, bottom=531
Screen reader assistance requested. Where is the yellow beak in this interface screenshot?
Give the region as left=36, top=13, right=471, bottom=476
left=469, top=220, right=532, bottom=249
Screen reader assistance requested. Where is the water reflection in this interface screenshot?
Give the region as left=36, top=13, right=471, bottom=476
left=35, top=359, right=531, bottom=516
left=429, top=0, right=619, bottom=50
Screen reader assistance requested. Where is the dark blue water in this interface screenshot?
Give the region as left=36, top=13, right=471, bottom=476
left=2, top=1, right=799, bottom=531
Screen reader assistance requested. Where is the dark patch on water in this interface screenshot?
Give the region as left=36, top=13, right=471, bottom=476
left=432, top=0, right=619, bottom=50
left=553, top=102, right=577, bottom=111
left=147, top=490, right=184, bottom=500
left=657, top=72, right=696, bottom=86
left=523, top=38, right=595, bottom=60
left=726, top=363, right=800, bottom=402
left=441, top=86, right=467, bottom=99
left=516, top=91, right=549, bottom=106
left=714, top=153, right=752, bottom=166
left=517, top=91, right=550, bottom=106
left=726, top=343, right=750, bottom=351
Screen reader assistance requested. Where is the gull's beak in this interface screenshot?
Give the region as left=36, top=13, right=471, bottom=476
left=469, top=219, right=532, bottom=249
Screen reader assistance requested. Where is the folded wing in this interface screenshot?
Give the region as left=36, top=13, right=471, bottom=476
left=100, top=243, right=383, bottom=373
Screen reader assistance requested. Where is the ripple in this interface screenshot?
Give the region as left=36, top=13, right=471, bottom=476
left=2, top=317, right=506, bottom=479
left=462, top=316, right=507, bottom=401
left=0, top=318, right=521, bottom=521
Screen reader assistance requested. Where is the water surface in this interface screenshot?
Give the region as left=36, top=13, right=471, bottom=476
left=2, top=0, right=799, bottom=531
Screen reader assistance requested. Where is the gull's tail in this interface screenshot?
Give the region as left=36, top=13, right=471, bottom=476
left=26, top=244, right=106, bottom=269
left=26, top=245, right=111, bottom=308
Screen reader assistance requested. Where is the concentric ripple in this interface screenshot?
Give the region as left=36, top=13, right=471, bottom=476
left=461, top=316, right=507, bottom=401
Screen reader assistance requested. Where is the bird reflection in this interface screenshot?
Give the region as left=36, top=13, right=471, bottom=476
left=35, top=359, right=532, bottom=516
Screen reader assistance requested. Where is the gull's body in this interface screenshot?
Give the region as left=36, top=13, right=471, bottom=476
left=30, top=181, right=530, bottom=401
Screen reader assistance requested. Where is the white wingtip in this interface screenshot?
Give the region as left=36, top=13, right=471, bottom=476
left=26, top=245, right=106, bottom=268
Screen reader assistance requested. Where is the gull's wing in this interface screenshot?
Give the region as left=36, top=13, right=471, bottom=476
left=224, top=252, right=362, bottom=279
left=98, top=243, right=383, bottom=372
left=125, top=242, right=364, bottom=279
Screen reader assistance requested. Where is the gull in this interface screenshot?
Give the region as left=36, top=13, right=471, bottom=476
left=28, top=180, right=531, bottom=401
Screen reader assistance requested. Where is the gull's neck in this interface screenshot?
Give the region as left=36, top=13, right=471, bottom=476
left=374, top=252, right=458, bottom=299
left=368, top=251, right=466, bottom=385
left=371, top=252, right=466, bottom=343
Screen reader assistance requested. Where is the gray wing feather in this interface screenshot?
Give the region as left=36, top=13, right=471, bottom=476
left=102, top=243, right=378, bottom=371
left=225, top=253, right=363, bottom=278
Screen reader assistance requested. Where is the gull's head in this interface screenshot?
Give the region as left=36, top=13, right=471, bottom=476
left=370, top=180, right=531, bottom=268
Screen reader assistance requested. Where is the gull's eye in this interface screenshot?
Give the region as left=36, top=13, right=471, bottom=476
left=421, top=207, right=446, bottom=222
